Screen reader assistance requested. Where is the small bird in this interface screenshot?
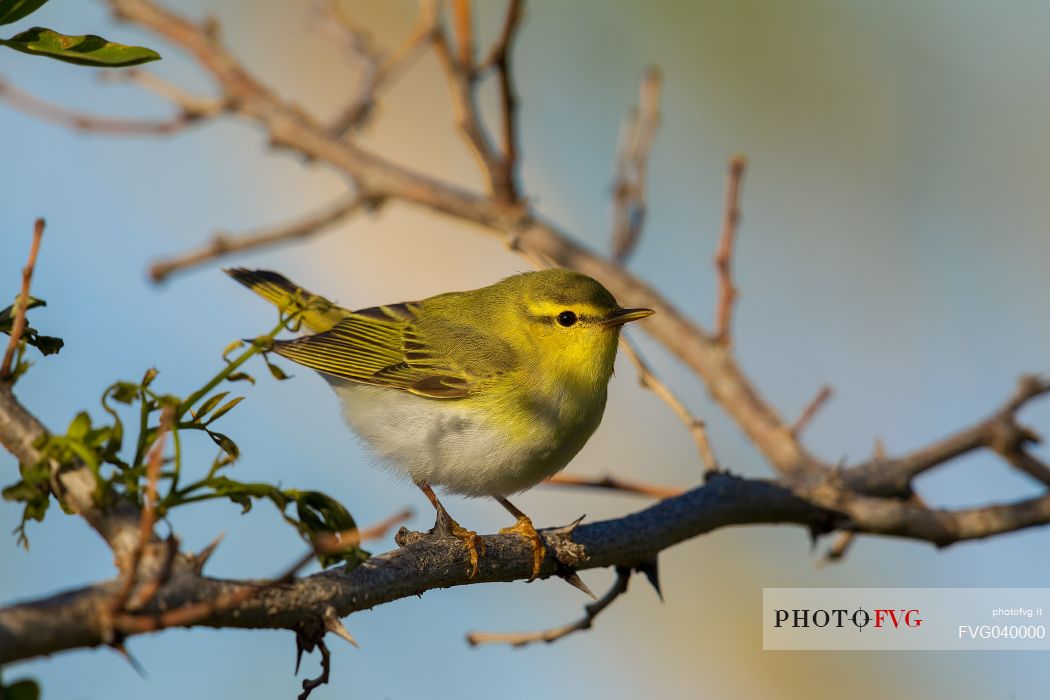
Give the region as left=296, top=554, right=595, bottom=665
left=227, top=267, right=653, bottom=580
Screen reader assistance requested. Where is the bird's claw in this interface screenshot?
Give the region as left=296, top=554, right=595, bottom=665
left=431, top=506, right=484, bottom=578
left=500, top=515, right=546, bottom=582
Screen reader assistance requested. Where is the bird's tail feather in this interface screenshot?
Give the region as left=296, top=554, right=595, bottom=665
left=224, top=267, right=349, bottom=333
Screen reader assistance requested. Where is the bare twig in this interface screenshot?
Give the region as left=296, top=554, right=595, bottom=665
left=792, top=385, right=833, bottom=436
left=1, top=218, right=44, bottom=381
left=311, top=507, right=413, bottom=554
left=451, top=0, right=474, bottom=72
left=320, top=0, right=438, bottom=135
left=544, top=473, right=684, bottom=500
left=149, top=192, right=371, bottom=282
left=431, top=0, right=522, bottom=204
left=485, top=0, right=524, bottom=204
left=479, top=0, right=523, bottom=71
left=298, top=638, right=330, bottom=700
left=127, top=533, right=179, bottom=611
left=0, top=79, right=220, bottom=135
left=822, top=531, right=855, bottom=563
left=98, top=68, right=224, bottom=118
left=713, top=155, right=746, bottom=343
left=619, top=336, right=719, bottom=471
left=432, top=25, right=503, bottom=194
left=611, top=66, right=661, bottom=262
left=109, top=406, right=174, bottom=615
left=466, top=567, right=631, bottom=647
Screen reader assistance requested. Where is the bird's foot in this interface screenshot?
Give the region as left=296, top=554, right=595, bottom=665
left=500, top=515, right=546, bottom=582
left=431, top=506, right=484, bottom=579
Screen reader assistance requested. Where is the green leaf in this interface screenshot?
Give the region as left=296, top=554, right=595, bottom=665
left=109, top=381, right=139, bottom=405
left=0, top=0, right=48, bottom=26
left=2, top=677, right=41, bottom=700
left=66, top=411, right=90, bottom=441
left=0, top=27, right=161, bottom=67
left=264, top=356, right=290, bottom=381
left=207, top=430, right=239, bottom=459
left=2, top=478, right=49, bottom=519
left=206, top=396, right=244, bottom=424
left=30, top=334, right=62, bottom=355
left=225, top=371, right=255, bottom=385
left=0, top=296, right=44, bottom=331
left=195, top=391, right=229, bottom=420
left=207, top=477, right=288, bottom=514
left=294, top=491, right=367, bottom=568
left=0, top=296, right=62, bottom=359
left=3, top=460, right=51, bottom=547
left=141, top=367, right=159, bottom=387
left=222, top=339, right=244, bottom=361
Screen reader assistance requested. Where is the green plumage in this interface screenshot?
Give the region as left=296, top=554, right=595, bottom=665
left=226, top=268, right=517, bottom=398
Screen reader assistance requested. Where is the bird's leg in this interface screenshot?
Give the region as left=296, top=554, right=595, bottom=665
left=495, top=496, right=546, bottom=582
left=417, top=482, right=483, bottom=578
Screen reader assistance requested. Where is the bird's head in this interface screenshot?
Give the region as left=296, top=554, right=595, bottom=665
left=493, top=269, right=653, bottom=387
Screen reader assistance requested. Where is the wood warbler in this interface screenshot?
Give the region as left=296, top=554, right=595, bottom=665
left=227, top=267, right=653, bottom=579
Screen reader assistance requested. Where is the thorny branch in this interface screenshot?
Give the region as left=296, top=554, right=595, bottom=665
left=110, top=509, right=410, bottom=636
left=5, top=465, right=1050, bottom=664
left=0, top=0, right=1049, bottom=687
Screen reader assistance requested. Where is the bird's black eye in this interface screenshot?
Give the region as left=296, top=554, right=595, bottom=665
left=557, top=311, right=578, bottom=327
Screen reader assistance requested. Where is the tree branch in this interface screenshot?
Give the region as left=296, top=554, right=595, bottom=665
left=319, top=0, right=439, bottom=135
left=713, top=155, right=746, bottom=343
left=610, top=66, right=661, bottom=262
left=842, top=375, right=1050, bottom=496
left=543, top=472, right=684, bottom=499
left=1, top=219, right=44, bottom=381
left=0, top=78, right=221, bottom=136
left=7, top=468, right=1050, bottom=664
left=486, top=0, right=524, bottom=204
left=792, top=384, right=833, bottom=437
left=148, top=192, right=373, bottom=282
left=466, top=566, right=632, bottom=647
left=619, top=335, right=719, bottom=471
left=0, top=384, right=146, bottom=563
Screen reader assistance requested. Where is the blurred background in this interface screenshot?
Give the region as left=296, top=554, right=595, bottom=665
left=3, top=0, right=1050, bottom=697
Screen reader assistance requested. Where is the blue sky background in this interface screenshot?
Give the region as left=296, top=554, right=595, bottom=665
left=3, top=1, right=1050, bottom=697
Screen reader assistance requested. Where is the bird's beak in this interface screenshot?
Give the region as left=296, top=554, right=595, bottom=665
left=600, top=307, right=655, bottom=327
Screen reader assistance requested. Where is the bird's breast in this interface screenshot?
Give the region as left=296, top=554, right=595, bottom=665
left=324, top=373, right=607, bottom=497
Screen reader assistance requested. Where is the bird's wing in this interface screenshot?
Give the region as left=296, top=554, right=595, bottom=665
left=270, top=301, right=512, bottom=399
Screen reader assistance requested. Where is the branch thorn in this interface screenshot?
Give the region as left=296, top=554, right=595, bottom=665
left=557, top=568, right=596, bottom=599
left=323, top=607, right=359, bottom=648
left=635, top=558, right=662, bottom=602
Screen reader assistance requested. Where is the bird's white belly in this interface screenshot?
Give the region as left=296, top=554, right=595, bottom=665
left=328, top=380, right=577, bottom=497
